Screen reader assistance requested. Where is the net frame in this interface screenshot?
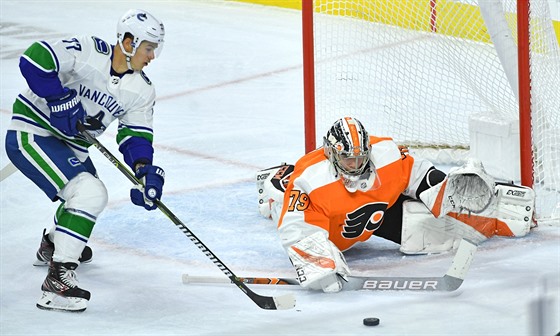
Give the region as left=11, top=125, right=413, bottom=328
left=302, top=0, right=560, bottom=223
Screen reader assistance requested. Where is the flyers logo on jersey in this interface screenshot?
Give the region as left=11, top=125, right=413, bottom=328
left=342, top=202, right=388, bottom=238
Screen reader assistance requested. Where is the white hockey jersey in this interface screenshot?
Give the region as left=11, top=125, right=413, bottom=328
left=9, top=35, right=156, bottom=162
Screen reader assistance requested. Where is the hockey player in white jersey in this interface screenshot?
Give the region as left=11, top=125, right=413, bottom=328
left=4, top=9, right=166, bottom=312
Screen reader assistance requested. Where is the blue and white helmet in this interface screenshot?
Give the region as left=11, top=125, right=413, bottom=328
left=117, top=9, right=165, bottom=58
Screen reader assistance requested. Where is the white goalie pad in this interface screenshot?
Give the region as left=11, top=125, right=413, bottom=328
left=256, top=164, right=293, bottom=220
left=401, top=183, right=535, bottom=254
left=445, top=182, right=534, bottom=238
left=486, top=183, right=535, bottom=236
left=400, top=200, right=487, bottom=254
left=419, top=158, right=495, bottom=218
left=287, top=231, right=350, bottom=293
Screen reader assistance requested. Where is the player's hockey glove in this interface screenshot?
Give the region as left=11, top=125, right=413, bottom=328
left=130, top=165, right=165, bottom=211
left=46, top=88, right=86, bottom=137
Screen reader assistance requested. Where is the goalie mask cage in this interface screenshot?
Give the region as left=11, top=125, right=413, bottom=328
left=302, top=0, right=560, bottom=224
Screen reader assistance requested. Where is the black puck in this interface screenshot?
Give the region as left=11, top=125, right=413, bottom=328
left=363, top=317, right=380, bottom=326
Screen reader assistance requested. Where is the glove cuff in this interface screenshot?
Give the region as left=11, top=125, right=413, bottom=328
left=45, top=87, right=72, bottom=102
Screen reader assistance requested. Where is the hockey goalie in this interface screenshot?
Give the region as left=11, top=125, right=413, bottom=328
left=256, top=117, right=535, bottom=292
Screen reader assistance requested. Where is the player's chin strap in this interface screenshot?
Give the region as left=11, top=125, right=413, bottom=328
left=419, top=158, right=495, bottom=218
left=124, top=56, right=133, bottom=71
left=118, top=41, right=135, bottom=71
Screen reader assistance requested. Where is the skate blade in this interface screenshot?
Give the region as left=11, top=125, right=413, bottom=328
left=33, top=258, right=92, bottom=266
left=36, top=291, right=88, bottom=312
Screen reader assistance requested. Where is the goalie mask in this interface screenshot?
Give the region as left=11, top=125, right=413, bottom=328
left=323, top=117, right=381, bottom=192
left=117, top=9, right=165, bottom=59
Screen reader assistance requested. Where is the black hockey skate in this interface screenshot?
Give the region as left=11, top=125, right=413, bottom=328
left=34, top=228, right=93, bottom=266
left=36, top=261, right=90, bottom=312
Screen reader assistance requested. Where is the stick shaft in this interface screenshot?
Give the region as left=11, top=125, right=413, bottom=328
left=183, top=240, right=477, bottom=292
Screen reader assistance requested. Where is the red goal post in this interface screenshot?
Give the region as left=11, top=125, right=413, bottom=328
left=302, top=0, right=560, bottom=224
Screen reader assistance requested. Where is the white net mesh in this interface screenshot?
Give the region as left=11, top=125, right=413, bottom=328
left=308, top=0, right=560, bottom=223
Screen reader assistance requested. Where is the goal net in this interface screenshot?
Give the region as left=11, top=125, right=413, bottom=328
left=302, top=0, right=560, bottom=224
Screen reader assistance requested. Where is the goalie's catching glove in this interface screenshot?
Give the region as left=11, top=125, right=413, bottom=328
left=287, top=231, right=350, bottom=293
left=420, top=158, right=495, bottom=217
left=130, top=165, right=165, bottom=211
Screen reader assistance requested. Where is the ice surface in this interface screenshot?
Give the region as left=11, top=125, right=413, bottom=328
left=1, top=1, right=558, bottom=335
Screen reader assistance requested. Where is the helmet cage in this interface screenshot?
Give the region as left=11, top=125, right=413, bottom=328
left=335, top=149, right=369, bottom=175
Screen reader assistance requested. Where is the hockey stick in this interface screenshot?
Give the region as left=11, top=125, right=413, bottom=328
left=0, top=162, right=18, bottom=182
left=77, top=123, right=295, bottom=310
left=182, top=239, right=477, bottom=292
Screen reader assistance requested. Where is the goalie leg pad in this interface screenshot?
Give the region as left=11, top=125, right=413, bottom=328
left=447, top=183, right=534, bottom=237
left=489, top=183, right=534, bottom=236
left=400, top=200, right=487, bottom=255
left=401, top=183, right=534, bottom=254
left=256, top=164, right=293, bottom=220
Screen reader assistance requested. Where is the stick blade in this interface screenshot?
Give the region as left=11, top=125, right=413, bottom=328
left=237, top=291, right=296, bottom=310
left=237, top=280, right=296, bottom=310
left=182, top=274, right=297, bottom=310
left=272, top=293, right=297, bottom=310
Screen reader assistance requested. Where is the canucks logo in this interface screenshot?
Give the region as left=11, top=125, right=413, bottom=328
left=68, top=157, right=81, bottom=167
left=81, top=112, right=107, bottom=138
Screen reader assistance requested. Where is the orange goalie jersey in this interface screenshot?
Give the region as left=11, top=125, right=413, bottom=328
left=277, top=136, right=435, bottom=252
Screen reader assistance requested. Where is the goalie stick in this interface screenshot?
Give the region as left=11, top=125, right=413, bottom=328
left=182, top=239, right=477, bottom=292
left=77, top=123, right=296, bottom=310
